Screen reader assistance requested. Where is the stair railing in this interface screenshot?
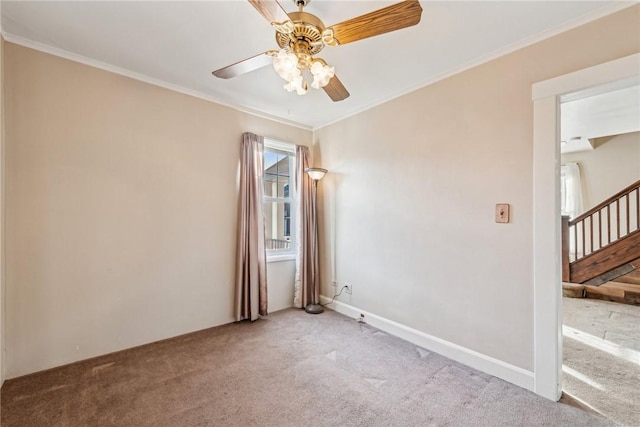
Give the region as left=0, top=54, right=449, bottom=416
left=562, top=179, right=640, bottom=278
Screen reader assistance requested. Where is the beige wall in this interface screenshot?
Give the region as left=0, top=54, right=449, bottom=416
left=562, top=132, right=640, bottom=210
left=4, top=43, right=311, bottom=378
left=315, top=6, right=639, bottom=371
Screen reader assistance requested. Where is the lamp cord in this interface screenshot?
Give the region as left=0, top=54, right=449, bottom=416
left=322, top=285, right=349, bottom=307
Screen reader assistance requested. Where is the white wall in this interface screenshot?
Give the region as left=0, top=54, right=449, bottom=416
left=4, top=43, right=310, bottom=378
left=267, top=260, right=296, bottom=312
left=561, top=132, right=640, bottom=210
left=315, top=5, right=639, bottom=374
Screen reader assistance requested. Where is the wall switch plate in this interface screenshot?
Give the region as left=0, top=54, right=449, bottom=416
left=496, top=204, right=510, bottom=223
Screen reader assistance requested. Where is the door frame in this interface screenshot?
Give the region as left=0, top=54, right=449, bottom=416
left=531, top=53, right=640, bottom=400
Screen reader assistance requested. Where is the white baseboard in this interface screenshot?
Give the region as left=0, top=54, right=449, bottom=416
left=320, top=295, right=535, bottom=392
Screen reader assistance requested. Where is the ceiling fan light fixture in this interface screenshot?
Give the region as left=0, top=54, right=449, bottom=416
left=284, top=74, right=308, bottom=95
left=310, top=60, right=335, bottom=89
left=273, top=49, right=299, bottom=82
left=272, top=48, right=334, bottom=94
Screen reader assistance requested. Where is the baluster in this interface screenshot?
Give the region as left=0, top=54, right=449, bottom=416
left=589, top=214, right=593, bottom=253
left=598, top=209, right=602, bottom=251
left=626, top=193, right=630, bottom=236
left=573, top=224, right=577, bottom=261
left=607, top=205, right=611, bottom=245
left=581, top=220, right=585, bottom=257
left=616, top=199, right=620, bottom=239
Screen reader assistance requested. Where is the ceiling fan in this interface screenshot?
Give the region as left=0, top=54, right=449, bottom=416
left=212, top=0, right=423, bottom=102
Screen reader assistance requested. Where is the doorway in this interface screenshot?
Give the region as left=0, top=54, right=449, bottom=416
left=558, top=82, right=640, bottom=425
left=531, top=53, right=640, bottom=402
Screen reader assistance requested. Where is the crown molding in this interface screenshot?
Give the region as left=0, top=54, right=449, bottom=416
left=1, top=32, right=313, bottom=132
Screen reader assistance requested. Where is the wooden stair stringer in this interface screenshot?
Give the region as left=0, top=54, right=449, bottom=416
left=570, top=230, right=640, bottom=284
left=614, top=258, right=640, bottom=285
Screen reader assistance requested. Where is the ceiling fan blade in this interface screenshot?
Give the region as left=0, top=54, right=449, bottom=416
left=212, top=52, right=274, bottom=79
left=326, top=0, right=422, bottom=46
left=323, top=75, right=350, bottom=102
left=248, top=0, right=294, bottom=33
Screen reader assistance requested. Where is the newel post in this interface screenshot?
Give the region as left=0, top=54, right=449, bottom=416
left=561, top=215, right=570, bottom=282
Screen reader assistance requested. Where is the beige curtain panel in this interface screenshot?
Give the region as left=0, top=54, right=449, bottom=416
left=294, top=145, right=319, bottom=308
left=235, top=132, right=268, bottom=321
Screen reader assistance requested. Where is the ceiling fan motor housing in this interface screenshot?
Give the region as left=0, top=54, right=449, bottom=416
left=276, top=11, right=326, bottom=56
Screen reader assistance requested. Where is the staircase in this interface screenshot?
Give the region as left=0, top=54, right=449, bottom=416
left=615, top=267, right=640, bottom=285
left=562, top=180, right=640, bottom=304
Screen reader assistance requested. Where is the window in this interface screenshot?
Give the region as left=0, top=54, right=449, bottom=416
left=560, top=162, right=583, bottom=219
left=263, top=140, right=296, bottom=256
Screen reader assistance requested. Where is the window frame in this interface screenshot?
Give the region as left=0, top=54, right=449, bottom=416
left=263, top=139, right=297, bottom=262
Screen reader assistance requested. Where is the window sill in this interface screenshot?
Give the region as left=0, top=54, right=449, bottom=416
left=267, top=253, right=296, bottom=263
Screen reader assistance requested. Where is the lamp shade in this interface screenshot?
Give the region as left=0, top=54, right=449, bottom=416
left=306, top=167, right=327, bottom=181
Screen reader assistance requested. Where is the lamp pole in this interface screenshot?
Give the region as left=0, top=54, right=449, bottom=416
left=304, top=168, right=327, bottom=314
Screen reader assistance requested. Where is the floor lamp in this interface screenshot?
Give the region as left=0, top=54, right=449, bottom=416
left=304, top=167, right=327, bottom=314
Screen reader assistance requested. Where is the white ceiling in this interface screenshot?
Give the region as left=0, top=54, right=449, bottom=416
left=561, top=84, right=640, bottom=147
left=1, top=0, right=633, bottom=129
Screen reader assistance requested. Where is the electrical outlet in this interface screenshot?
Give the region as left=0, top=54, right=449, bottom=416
left=345, top=284, right=352, bottom=294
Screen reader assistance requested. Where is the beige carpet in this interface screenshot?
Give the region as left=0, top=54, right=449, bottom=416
left=2, top=308, right=613, bottom=426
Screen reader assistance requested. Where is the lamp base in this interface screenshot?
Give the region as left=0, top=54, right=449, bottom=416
left=305, top=303, right=324, bottom=314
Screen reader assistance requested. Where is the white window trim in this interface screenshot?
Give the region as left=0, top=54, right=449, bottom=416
left=265, top=138, right=296, bottom=154
left=267, top=253, right=296, bottom=263
left=264, top=138, right=297, bottom=262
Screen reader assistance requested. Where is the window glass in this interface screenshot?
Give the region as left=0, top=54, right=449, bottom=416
left=263, top=143, right=295, bottom=255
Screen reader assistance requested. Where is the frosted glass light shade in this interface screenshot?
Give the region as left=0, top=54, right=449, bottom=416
left=284, top=74, right=307, bottom=95
left=273, top=49, right=299, bottom=82
left=306, top=167, right=328, bottom=181
left=310, top=60, right=335, bottom=89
